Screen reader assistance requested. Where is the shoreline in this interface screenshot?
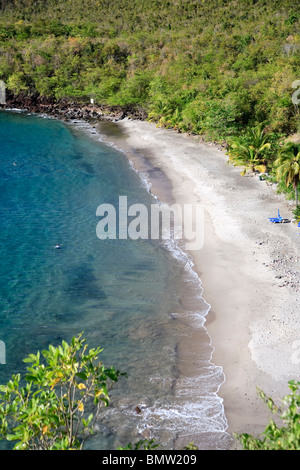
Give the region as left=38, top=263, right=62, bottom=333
left=2, top=106, right=300, bottom=448
left=2, top=107, right=230, bottom=448
left=65, top=117, right=232, bottom=449
left=94, top=118, right=300, bottom=448
left=92, top=120, right=231, bottom=449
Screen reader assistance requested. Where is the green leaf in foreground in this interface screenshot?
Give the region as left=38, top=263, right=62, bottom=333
left=235, top=380, right=300, bottom=450
left=0, top=333, right=124, bottom=450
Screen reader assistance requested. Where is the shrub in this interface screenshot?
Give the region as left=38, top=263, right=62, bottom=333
left=236, top=381, right=300, bottom=450
left=0, top=334, right=123, bottom=450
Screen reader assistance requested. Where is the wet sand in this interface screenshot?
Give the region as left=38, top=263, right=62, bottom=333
left=95, top=118, right=300, bottom=449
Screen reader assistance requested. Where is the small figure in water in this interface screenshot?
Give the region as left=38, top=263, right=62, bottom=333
left=55, top=244, right=62, bottom=249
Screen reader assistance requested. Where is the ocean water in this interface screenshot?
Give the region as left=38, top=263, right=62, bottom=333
left=0, top=110, right=229, bottom=450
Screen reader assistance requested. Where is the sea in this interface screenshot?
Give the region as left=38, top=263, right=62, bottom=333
left=0, top=109, right=230, bottom=450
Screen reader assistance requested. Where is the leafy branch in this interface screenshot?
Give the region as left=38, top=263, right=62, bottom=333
left=235, top=380, right=300, bottom=450
left=0, top=333, right=124, bottom=450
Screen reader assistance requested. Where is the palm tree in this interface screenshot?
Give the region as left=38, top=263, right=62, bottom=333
left=227, top=123, right=272, bottom=175
left=147, top=99, right=171, bottom=127
left=246, top=123, right=270, bottom=150
left=228, top=143, right=270, bottom=175
left=147, top=100, right=183, bottom=129
left=275, top=142, right=300, bottom=206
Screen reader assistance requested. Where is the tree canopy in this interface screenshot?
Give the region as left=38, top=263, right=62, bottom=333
left=0, top=0, right=299, bottom=138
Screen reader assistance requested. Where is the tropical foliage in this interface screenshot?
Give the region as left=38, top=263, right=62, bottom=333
left=0, top=0, right=299, bottom=138
left=0, top=334, right=299, bottom=450
left=275, top=142, right=300, bottom=205
left=0, top=334, right=123, bottom=450
left=226, top=124, right=273, bottom=175
left=236, top=381, right=300, bottom=450
left=0, top=1, right=299, bottom=203
left=293, top=205, right=300, bottom=221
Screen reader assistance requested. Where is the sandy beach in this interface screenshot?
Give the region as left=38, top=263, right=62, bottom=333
left=95, top=118, right=300, bottom=449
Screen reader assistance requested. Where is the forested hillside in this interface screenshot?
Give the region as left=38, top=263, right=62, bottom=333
left=0, top=0, right=299, bottom=140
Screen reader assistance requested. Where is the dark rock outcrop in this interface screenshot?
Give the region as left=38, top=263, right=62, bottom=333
left=0, top=92, right=147, bottom=123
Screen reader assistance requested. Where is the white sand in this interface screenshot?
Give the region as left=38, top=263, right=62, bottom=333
left=97, top=118, right=300, bottom=448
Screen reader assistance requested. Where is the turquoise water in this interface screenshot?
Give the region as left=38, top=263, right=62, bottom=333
left=0, top=110, right=229, bottom=450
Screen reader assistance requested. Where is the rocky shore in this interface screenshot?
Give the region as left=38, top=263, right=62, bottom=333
left=1, top=92, right=147, bottom=122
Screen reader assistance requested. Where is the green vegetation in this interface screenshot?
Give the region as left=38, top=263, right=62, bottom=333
left=226, top=123, right=273, bottom=175
left=0, top=334, right=124, bottom=450
left=236, top=381, right=300, bottom=450
left=293, top=205, right=300, bottom=221
left=0, top=335, right=299, bottom=450
left=226, top=125, right=300, bottom=205
left=275, top=142, right=300, bottom=206
left=0, top=334, right=195, bottom=451
left=0, top=1, right=299, bottom=135
left=0, top=0, right=299, bottom=201
left=0, top=2, right=299, bottom=450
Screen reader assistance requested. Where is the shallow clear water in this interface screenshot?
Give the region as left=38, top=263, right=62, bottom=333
left=0, top=110, right=229, bottom=450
